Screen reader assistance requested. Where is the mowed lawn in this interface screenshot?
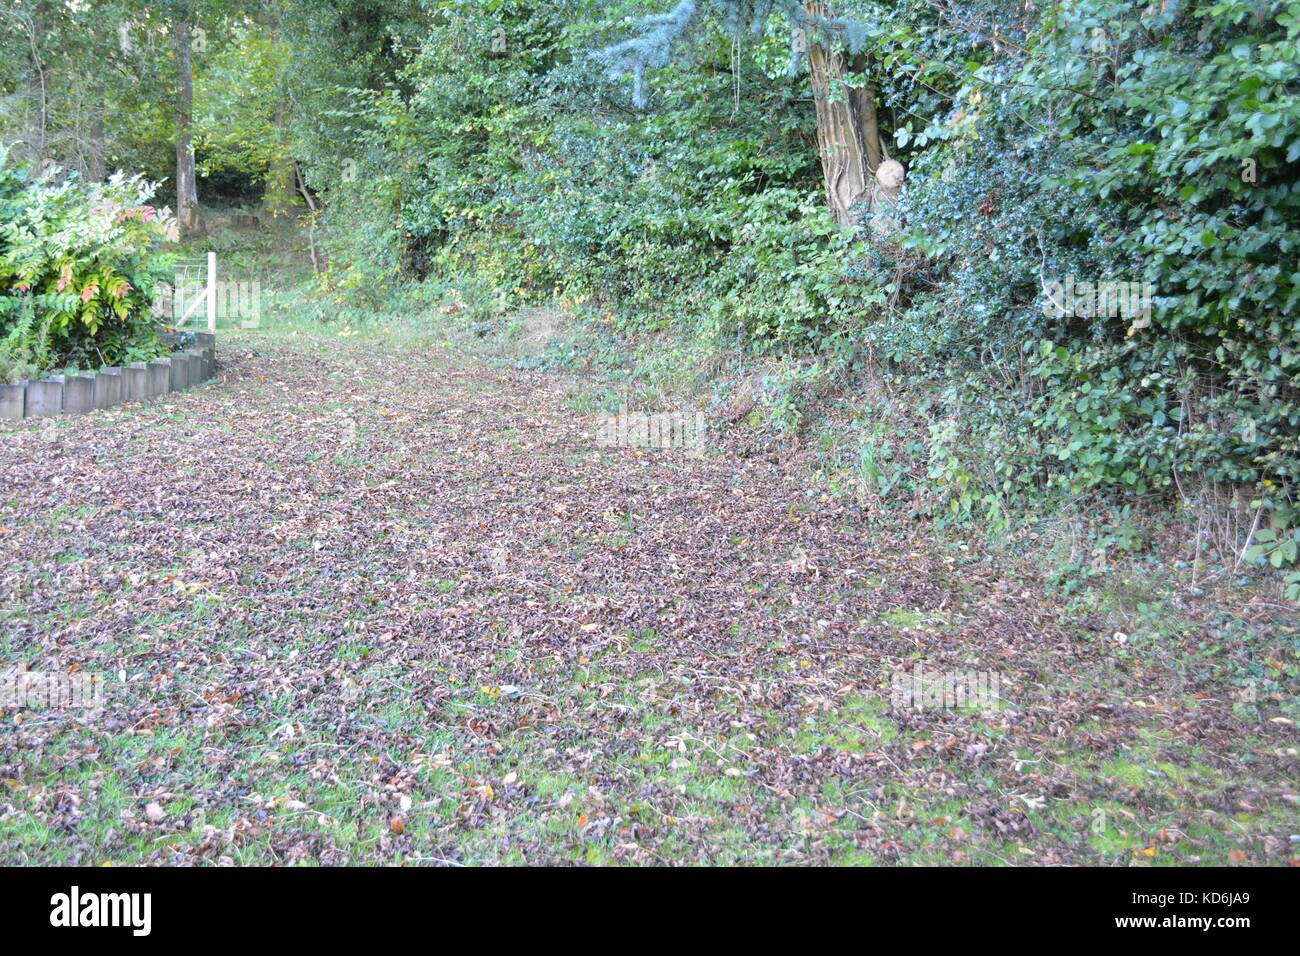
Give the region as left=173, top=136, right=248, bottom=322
left=1, top=326, right=1296, bottom=865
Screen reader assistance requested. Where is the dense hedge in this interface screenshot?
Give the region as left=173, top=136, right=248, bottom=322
left=299, top=0, right=1299, bottom=569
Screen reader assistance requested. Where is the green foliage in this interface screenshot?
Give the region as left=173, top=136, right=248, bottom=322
left=38, top=0, right=1280, bottom=577
left=598, top=0, right=870, bottom=106
left=0, top=152, right=174, bottom=371
left=195, top=20, right=294, bottom=188
left=873, top=0, right=1300, bottom=565
left=0, top=295, right=52, bottom=384
left=289, top=0, right=1298, bottom=580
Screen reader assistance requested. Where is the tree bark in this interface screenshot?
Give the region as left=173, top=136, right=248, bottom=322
left=261, top=13, right=296, bottom=219
left=263, top=107, right=297, bottom=217
left=16, top=6, right=49, bottom=171
left=172, top=19, right=201, bottom=236
left=88, top=82, right=106, bottom=182
left=803, top=3, right=888, bottom=228
left=295, top=163, right=322, bottom=274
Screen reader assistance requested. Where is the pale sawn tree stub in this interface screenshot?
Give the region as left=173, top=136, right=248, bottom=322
left=601, top=0, right=904, bottom=229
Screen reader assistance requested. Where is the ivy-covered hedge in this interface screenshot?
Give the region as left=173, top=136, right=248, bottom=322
left=875, top=0, right=1299, bottom=560
left=299, top=0, right=1299, bottom=572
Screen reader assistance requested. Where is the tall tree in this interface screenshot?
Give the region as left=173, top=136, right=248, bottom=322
left=802, top=3, right=890, bottom=226
left=87, top=88, right=106, bottom=181
left=0, top=1, right=54, bottom=170
left=600, top=0, right=897, bottom=227
left=172, top=17, right=201, bottom=235
left=194, top=9, right=298, bottom=218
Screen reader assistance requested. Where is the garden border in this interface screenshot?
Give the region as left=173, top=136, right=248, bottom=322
left=0, top=332, right=217, bottom=420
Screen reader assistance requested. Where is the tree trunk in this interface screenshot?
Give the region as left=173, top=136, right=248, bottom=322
left=803, top=3, right=889, bottom=228
left=19, top=6, right=49, bottom=171
left=88, top=83, right=106, bottom=182
left=295, top=163, right=322, bottom=274
left=263, top=154, right=297, bottom=217
left=263, top=108, right=297, bottom=217
left=261, top=13, right=296, bottom=220
left=172, top=19, right=201, bottom=236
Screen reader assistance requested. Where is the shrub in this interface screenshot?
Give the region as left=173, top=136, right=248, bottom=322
left=0, top=149, right=177, bottom=373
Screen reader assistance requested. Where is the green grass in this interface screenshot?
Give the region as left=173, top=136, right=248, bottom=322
left=2, top=322, right=1294, bottom=866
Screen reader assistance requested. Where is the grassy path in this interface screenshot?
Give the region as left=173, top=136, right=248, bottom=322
left=1, top=328, right=1295, bottom=864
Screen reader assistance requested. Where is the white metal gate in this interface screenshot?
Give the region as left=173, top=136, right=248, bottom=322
left=169, top=251, right=216, bottom=331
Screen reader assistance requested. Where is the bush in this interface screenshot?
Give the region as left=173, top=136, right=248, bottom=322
left=305, top=0, right=1300, bottom=576
left=873, top=0, right=1299, bottom=564
left=0, top=149, right=177, bottom=375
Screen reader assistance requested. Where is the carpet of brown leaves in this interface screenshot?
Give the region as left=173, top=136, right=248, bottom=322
left=1, top=331, right=1295, bottom=865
